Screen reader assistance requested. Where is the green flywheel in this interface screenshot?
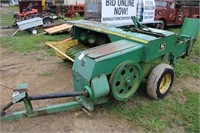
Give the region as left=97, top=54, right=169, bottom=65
left=109, top=61, right=142, bottom=101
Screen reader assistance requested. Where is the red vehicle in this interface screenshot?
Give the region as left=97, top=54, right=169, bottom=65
left=14, top=3, right=39, bottom=20
left=64, top=4, right=85, bottom=18
left=14, top=8, right=38, bottom=19
left=155, top=0, right=199, bottom=29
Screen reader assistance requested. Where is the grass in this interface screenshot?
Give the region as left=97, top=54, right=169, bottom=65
left=8, top=5, right=19, bottom=12
left=104, top=89, right=199, bottom=132
left=0, top=6, right=19, bottom=26
left=166, top=26, right=200, bottom=78
left=174, top=33, right=200, bottom=78
left=39, top=71, right=53, bottom=76
left=0, top=11, right=15, bottom=26
left=0, top=34, right=68, bottom=54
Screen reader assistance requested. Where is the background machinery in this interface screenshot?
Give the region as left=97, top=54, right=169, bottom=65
left=155, top=0, right=199, bottom=29
left=1, top=17, right=199, bottom=120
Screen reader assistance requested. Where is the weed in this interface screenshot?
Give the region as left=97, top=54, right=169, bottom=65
left=36, top=57, right=44, bottom=61
left=39, top=71, right=53, bottom=76
left=45, top=48, right=56, bottom=56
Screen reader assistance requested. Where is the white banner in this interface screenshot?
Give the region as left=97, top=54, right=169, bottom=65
left=142, top=0, right=155, bottom=22
left=101, top=0, right=138, bottom=24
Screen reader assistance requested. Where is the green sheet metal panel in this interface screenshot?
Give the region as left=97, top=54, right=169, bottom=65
left=72, top=40, right=145, bottom=81
left=91, top=74, right=110, bottom=99
left=142, top=34, right=177, bottom=62
left=180, top=18, right=200, bottom=38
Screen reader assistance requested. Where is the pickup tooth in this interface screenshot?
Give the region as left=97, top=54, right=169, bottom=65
left=66, top=45, right=88, bottom=59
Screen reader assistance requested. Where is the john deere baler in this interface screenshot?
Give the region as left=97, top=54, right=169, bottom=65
left=1, top=18, right=199, bottom=120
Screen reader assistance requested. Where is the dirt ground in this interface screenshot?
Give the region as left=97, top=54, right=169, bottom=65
left=0, top=48, right=138, bottom=133
left=0, top=6, right=136, bottom=133
left=0, top=6, right=199, bottom=133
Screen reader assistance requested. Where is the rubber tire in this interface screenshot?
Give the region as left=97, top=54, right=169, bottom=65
left=71, top=13, right=76, bottom=18
left=147, top=63, right=174, bottom=100
left=79, top=12, right=84, bottom=16
left=155, top=20, right=165, bottom=30
left=31, top=29, right=38, bottom=35
left=64, top=13, right=70, bottom=18
left=43, top=18, right=53, bottom=26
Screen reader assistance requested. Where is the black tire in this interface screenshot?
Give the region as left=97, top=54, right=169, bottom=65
left=147, top=63, right=174, bottom=99
left=79, top=12, right=84, bottom=16
left=28, top=28, right=38, bottom=35
left=155, top=20, right=165, bottom=30
left=43, top=17, right=53, bottom=26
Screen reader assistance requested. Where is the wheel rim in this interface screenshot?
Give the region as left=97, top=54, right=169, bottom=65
left=32, top=30, right=37, bottom=34
left=159, top=74, right=171, bottom=94
left=44, top=20, right=52, bottom=25
left=156, top=23, right=162, bottom=29
left=71, top=14, right=76, bottom=18
left=110, top=61, right=142, bottom=101
left=65, top=13, right=69, bottom=18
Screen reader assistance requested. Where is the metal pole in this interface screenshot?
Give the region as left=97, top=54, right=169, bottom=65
left=27, top=90, right=88, bottom=100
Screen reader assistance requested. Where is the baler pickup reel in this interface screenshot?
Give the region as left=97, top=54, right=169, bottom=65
left=0, top=83, right=96, bottom=121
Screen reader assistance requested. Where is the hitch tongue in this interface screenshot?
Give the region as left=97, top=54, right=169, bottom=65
left=0, top=82, right=90, bottom=120
left=0, top=83, right=28, bottom=117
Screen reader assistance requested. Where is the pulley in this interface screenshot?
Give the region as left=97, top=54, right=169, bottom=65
left=109, top=61, right=142, bottom=101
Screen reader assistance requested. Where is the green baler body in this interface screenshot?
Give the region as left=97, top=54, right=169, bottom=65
left=71, top=18, right=199, bottom=109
